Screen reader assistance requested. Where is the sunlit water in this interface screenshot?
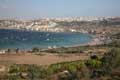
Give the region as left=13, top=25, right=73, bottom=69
left=0, top=29, right=93, bottom=49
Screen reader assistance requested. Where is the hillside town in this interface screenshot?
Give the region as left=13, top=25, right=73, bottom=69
left=0, top=17, right=120, bottom=33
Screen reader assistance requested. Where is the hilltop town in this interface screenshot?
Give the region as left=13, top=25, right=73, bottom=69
left=0, top=17, right=120, bottom=34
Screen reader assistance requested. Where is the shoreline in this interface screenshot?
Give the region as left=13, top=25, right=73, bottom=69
left=86, top=35, right=105, bottom=46
left=0, top=28, right=109, bottom=51
left=64, top=34, right=105, bottom=48
left=0, top=34, right=106, bottom=51
left=0, top=29, right=95, bottom=50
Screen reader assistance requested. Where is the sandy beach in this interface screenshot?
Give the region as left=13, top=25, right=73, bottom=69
left=87, top=37, right=104, bottom=46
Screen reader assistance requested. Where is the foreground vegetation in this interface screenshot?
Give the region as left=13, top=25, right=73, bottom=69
left=1, top=45, right=120, bottom=80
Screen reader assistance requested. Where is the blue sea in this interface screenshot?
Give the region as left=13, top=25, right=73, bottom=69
left=0, top=29, right=92, bottom=49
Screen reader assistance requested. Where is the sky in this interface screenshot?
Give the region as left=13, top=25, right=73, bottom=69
left=0, top=0, right=120, bottom=19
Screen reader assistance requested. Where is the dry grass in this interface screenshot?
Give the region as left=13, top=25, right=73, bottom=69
left=0, top=53, right=90, bottom=65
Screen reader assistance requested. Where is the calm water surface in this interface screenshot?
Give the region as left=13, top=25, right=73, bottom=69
left=0, top=29, right=93, bottom=49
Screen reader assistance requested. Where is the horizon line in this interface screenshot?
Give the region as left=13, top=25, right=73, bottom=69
left=0, top=16, right=120, bottom=20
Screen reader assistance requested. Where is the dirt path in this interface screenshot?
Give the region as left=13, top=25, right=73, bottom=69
left=0, top=53, right=89, bottom=65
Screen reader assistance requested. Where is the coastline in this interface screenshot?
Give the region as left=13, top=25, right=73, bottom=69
left=86, top=35, right=104, bottom=46
left=0, top=29, right=93, bottom=50
left=0, top=34, right=106, bottom=51
left=64, top=34, right=105, bottom=48
left=0, top=28, right=111, bottom=51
